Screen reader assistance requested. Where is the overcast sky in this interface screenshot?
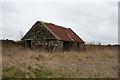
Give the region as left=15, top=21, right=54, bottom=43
left=0, top=0, right=118, bottom=45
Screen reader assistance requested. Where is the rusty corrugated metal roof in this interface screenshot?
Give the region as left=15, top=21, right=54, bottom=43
left=44, top=23, right=84, bottom=43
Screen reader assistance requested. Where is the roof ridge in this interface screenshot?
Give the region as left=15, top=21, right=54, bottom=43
left=53, top=24, right=68, bottom=29
left=45, top=22, right=68, bottom=29
left=39, top=21, right=69, bottom=29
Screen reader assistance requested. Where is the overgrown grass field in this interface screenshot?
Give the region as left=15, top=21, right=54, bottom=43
left=2, top=40, right=118, bottom=78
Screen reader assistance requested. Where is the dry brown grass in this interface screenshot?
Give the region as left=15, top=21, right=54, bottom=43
left=2, top=41, right=118, bottom=78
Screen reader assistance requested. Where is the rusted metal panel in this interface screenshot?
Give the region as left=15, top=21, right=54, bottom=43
left=44, top=23, right=84, bottom=43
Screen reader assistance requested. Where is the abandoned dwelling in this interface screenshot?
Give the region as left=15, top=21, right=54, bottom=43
left=22, top=21, right=85, bottom=52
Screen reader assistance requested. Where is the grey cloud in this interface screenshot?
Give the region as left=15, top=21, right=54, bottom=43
left=52, top=2, right=118, bottom=44
left=1, top=2, right=118, bottom=44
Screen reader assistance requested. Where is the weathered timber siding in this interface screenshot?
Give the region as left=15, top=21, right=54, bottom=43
left=67, top=42, right=85, bottom=50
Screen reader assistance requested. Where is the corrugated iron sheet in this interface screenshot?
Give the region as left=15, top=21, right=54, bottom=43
left=44, top=23, right=84, bottom=43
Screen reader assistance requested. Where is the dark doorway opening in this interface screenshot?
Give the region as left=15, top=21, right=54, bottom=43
left=77, top=42, right=80, bottom=48
left=46, top=39, right=55, bottom=52
left=26, top=40, right=31, bottom=49
left=63, top=41, right=72, bottom=51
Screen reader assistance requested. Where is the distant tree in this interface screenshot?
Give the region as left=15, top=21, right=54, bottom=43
left=19, top=30, right=23, bottom=40
left=108, top=44, right=111, bottom=46
left=97, top=41, right=101, bottom=46
left=2, top=34, right=7, bottom=40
